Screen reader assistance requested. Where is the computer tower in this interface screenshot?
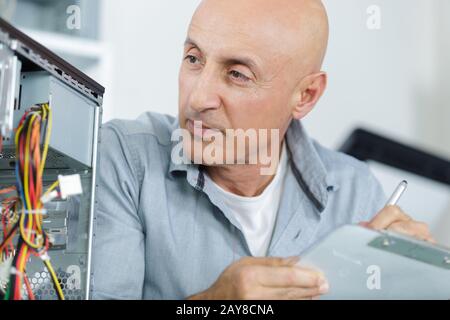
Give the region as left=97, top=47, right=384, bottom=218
left=0, top=17, right=103, bottom=300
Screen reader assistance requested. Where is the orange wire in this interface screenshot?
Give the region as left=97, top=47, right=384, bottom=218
left=0, top=186, right=16, bottom=195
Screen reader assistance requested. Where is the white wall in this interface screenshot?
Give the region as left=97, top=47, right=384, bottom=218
left=100, top=0, right=201, bottom=122
left=305, top=0, right=449, bottom=156
left=100, top=0, right=450, bottom=160
left=434, top=0, right=450, bottom=157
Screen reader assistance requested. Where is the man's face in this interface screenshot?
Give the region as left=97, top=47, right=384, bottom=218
left=178, top=0, right=324, bottom=165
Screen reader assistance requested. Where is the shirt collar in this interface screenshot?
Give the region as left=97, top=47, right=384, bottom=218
left=168, top=119, right=334, bottom=213
left=285, top=119, right=334, bottom=213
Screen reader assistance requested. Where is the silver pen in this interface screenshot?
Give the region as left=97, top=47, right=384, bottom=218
left=381, top=180, right=408, bottom=245
left=385, top=180, right=408, bottom=207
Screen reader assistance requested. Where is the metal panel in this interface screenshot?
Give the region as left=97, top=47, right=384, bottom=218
left=10, top=71, right=96, bottom=167
left=0, top=43, right=21, bottom=137
left=0, top=17, right=105, bottom=104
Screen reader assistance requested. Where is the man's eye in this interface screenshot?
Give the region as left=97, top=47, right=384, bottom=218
left=185, top=55, right=200, bottom=65
left=229, top=70, right=250, bottom=82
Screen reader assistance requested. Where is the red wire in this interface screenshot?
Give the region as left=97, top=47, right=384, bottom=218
left=29, top=162, right=36, bottom=206
left=10, top=201, right=19, bottom=253
left=19, top=135, right=25, bottom=174
left=1, top=211, right=8, bottom=257
left=16, top=111, right=31, bottom=131
left=18, top=249, right=33, bottom=300
left=23, top=272, right=35, bottom=300
left=6, top=205, right=14, bottom=254
left=1, top=202, right=15, bottom=257
left=14, top=246, right=25, bottom=300
left=17, top=111, right=28, bottom=126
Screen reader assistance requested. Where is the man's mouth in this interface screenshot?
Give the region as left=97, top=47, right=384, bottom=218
left=186, top=119, right=223, bottom=139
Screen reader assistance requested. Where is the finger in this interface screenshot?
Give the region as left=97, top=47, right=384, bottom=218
left=254, top=286, right=328, bottom=300
left=256, top=265, right=327, bottom=289
left=358, top=221, right=370, bottom=228
left=388, top=221, right=432, bottom=242
left=240, top=256, right=288, bottom=267
left=284, top=256, right=301, bottom=266
left=368, top=205, right=411, bottom=230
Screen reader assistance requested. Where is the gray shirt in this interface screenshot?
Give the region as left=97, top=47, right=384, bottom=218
left=91, top=112, right=386, bottom=300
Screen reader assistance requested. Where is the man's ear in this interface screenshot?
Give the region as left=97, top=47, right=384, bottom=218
left=292, top=72, right=327, bottom=120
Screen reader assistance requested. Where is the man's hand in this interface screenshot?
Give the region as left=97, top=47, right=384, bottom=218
left=188, top=256, right=329, bottom=300
left=360, top=205, right=436, bottom=243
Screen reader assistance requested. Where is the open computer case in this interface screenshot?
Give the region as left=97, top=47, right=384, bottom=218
left=0, top=17, right=103, bottom=300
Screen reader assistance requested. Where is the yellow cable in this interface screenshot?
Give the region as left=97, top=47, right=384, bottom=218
left=39, top=104, right=52, bottom=176
left=18, top=245, right=28, bottom=282
left=19, top=114, right=44, bottom=249
left=13, top=243, right=30, bottom=299
left=36, top=104, right=52, bottom=233
left=41, top=103, right=47, bottom=124
left=42, top=180, right=59, bottom=199
left=35, top=105, right=64, bottom=300
left=33, top=180, right=60, bottom=235
left=23, top=114, right=37, bottom=212
left=19, top=203, right=42, bottom=249
left=22, top=115, right=41, bottom=247
left=14, top=120, right=24, bottom=147
left=44, top=259, right=65, bottom=300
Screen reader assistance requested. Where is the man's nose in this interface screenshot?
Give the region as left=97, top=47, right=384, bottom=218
left=189, top=68, right=222, bottom=113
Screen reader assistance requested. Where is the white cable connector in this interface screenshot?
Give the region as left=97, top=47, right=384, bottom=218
left=0, top=255, right=14, bottom=285
left=40, top=174, right=83, bottom=204
left=38, top=250, right=50, bottom=262
left=58, top=174, right=83, bottom=199
left=24, top=209, right=48, bottom=215
left=41, top=190, right=58, bottom=204
left=46, top=233, right=55, bottom=245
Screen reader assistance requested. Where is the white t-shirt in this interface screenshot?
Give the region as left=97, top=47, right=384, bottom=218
left=204, top=144, right=288, bottom=257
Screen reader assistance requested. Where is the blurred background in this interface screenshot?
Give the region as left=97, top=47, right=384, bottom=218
left=1, top=0, right=449, bottom=245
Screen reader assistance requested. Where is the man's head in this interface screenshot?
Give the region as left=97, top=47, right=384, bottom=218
left=178, top=0, right=329, bottom=167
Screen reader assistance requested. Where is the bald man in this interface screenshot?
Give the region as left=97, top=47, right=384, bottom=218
left=92, top=0, right=434, bottom=300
